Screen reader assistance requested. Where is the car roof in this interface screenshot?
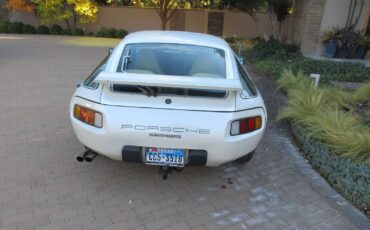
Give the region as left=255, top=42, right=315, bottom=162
left=122, top=31, right=229, bottom=49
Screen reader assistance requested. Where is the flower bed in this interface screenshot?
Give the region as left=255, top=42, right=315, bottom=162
left=275, top=69, right=370, bottom=218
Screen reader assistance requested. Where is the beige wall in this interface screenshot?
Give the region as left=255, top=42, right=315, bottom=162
left=223, top=12, right=289, bottom=39
left=9, top=6, right=290, bottom=39
left=0, top=0, right=9, bottom=20
left=84, top=7, right=163, bottom=32
left=9, top=10, right=38, bottom=26
left=184, top=10, right=207, bottom=33
left=288, top=0, right=309, bottom=44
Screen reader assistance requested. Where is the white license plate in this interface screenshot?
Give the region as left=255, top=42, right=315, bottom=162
left=145, top=148, right=185, bottom=167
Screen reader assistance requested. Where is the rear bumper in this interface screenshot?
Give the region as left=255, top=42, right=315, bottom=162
left=70, top=97, right=266, bottom=167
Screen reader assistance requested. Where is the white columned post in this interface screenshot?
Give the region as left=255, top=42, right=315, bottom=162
left=310, top=74, right=320, bottom=87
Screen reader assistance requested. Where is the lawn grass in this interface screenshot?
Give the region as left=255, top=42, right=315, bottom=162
left=60, top=36, right=121, bottom=47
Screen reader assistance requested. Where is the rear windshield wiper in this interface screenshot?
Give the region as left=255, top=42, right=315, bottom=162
left=136, top=85, right=157, bottom=97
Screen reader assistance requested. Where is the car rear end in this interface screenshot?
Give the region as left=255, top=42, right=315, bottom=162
left=70, top=31, right=266, bottom=168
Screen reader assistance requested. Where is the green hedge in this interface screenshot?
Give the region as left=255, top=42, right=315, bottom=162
left=72, top=28, right=84, bottom=36
left=50, top=24, right=63, bottom=35
left=292, top=124, right=370, bottom=218
left=36, top=25, right=49, bottom=34
left=22, top=24, right=35, bottom=34
left=8, top=21, right=24, bottom=33
left=97, top=27, right=128, bottom=38
left=0, top=21, right=10, bottom=33
left=245, top=40, right=370, bottom=82
left=1, top=21, right=129, bottom=38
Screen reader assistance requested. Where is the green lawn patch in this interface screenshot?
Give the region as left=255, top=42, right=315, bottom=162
left=60, top=36, right=120, bottom=47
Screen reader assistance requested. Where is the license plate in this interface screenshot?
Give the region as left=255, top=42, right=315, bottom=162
left=145, top=148, right=185, bottom=167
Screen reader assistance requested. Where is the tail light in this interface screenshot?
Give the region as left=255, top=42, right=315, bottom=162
left=73, top=104, right=103, bottom=128
left=230, top=116, right=262, bottom=136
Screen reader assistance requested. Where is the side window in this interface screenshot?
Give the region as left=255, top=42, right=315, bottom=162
left=83, top=56, right=109, bottom=89
left=235, top=57, right=257, bottom=97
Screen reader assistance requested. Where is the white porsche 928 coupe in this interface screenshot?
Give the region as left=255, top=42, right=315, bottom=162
left=70, top=31, right=266, bottom=179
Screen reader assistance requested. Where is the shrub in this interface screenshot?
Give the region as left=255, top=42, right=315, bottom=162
left=36, top=25, right=49, bottom=34
left=8, top=21, right=24, bottom=34
left=97, top=27, right=107, bottom=37
left=115, top=29, right=128, bottom=38
left=305, top=110, right=370, bottom=163
left=225, top=37, right=237, bottom=43
left=50, top=24, right=63, bottom=35
left=277, top=69, right=308, bottom=91
left=246, top=39, right=301, bottom=62
left=62, top=28, right=72, bottom=35
left=72, top=28, right=84, bottom=36
left=0, top=21, right=10, bottom=33
left=365, top=111, right=370, bottom=127
left=246, top=39, right=370, bottom=82
left=353, top=82, right=370, bottom=103
left=278, top=70, right=370, bottom=164
left=22, top=24, right=35, bottom=34
left=105, top=28, right=117, bottom=38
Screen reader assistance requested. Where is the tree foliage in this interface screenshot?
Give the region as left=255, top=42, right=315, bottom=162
left=28, top=0, right=98, bottom=29
left=132, top=0, right=188, bottom=30
left=70, top=0, right=98, bottom=24
left=7, top=0, right=34, bottom=13
left=30, top=0, right=72, bottom=26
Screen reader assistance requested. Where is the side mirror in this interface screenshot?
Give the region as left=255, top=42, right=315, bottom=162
left=238, top=57, right=244, bottom=65
left=108, top=48, right=113, bottom=54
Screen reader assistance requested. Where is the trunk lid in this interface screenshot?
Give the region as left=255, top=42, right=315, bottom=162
left=95, top=72, right=242, bottom=112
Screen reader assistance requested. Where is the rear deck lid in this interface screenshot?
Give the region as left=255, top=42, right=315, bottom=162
left=95, top=72, right=241, bottom=112
left=94, top=72, right=242, bottom=91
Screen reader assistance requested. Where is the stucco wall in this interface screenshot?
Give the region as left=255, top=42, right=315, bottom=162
left=9, top=6, right=290, bottom=39
left=184, top=10, right=207, bottom=33
left=288, top=0, right=309, bottom=44
left=83, top=7, right=163, bottom=32
left=0, top=0, right=8, bottom=20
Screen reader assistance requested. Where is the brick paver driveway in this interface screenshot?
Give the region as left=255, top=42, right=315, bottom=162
left=0, top=35, right=369, bottom=230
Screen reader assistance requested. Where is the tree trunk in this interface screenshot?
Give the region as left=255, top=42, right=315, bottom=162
left=65, top=19, right=71, bottom=30
left=73, top=13, right=77, bottom=30
left=161, top=16, right=167, bottom=30
left=33, top=10, right=39, bottom=25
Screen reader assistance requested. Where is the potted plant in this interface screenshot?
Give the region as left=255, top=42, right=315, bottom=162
left=356, top=37, right=370, bottom=59
left=320, top=28, right=339, bottom=58
left=336, top=28, right=362, bottom=59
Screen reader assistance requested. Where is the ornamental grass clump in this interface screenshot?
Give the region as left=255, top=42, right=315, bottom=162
left=277, top=69, right=370, bottom=164
left=304, top=110, right=370, bottom=163
left=353, top=82, right=370, bottom=103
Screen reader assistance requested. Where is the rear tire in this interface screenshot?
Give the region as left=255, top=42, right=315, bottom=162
left=236, top=151, right=254, bottom=164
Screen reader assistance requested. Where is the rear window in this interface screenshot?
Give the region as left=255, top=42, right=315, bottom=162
left=83, top=55, right=109, bottom=89
left=235, top=57, right=257, bottom=97
left=117, top=43, right=226, bottom=79
left=112, top=85, right=227, bottom=98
